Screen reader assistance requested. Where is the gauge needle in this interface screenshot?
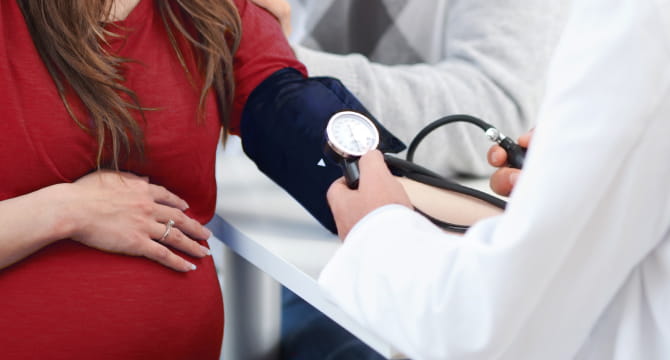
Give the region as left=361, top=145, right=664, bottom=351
left=347, top=124, right=363, bottom=151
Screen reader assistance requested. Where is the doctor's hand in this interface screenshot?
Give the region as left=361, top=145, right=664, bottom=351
left=69, top=171, right=212, bottom=272
left=487, top=129, right=534, bottom=196
left=250, top=0, right=292, bottom=37
left=327, top=150, right=412, bottom=240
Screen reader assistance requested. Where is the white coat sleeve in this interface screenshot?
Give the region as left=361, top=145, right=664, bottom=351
left=295, top=1, right=568, bottom=177
left=319, top=0, right=670, bottom=358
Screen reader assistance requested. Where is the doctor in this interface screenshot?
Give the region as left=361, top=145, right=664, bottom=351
left=321, top=0, right=670, bottom=359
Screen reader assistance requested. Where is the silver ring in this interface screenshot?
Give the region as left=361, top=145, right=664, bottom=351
left=159, top=219, right=175, bottom=242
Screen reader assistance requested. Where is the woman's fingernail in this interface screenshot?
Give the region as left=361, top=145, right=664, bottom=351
left=200, top=245, right=212, bottom=256
left=509, top=172, right=519, bottom=185
left=204, top=228, right=212, bottom=238
left=188, top=263, right=197, bottom=271
left=182, top=202, right=190, bottom=211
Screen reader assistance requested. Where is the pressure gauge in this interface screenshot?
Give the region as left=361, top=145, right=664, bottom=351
left=325, top=111, right=380, bottom=189
left=326, top=111, right=380, bottom=158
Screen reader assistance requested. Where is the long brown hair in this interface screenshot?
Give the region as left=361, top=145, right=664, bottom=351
left=17, top=0, right=241, bottom=168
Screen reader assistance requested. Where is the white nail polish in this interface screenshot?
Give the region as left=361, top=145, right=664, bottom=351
left=189, top=263, right=197, bottom=271
left=200, top=245, right=212, bottom=256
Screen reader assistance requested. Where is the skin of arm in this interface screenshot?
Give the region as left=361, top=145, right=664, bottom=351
left=0, top=171, right=212, bottom=272
left=0, top=183, right=75, bottom=269
left=327, top=148, right=511, bottom=239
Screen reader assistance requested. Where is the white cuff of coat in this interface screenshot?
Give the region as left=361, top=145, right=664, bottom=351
left=318, top=203, right=446, bottom=303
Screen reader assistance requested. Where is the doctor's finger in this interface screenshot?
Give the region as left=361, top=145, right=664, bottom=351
left=517, top=129, right=535, bottom=148
left=487, top=145, right=508, bottom=167
left=490, top=167, right=520, bottom=197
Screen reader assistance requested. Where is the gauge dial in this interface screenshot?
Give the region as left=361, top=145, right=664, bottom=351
left=326, top=111, right=380, bottom=158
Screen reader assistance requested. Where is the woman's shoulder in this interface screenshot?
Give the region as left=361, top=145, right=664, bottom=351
left=228, top=0, right=307, bottom=132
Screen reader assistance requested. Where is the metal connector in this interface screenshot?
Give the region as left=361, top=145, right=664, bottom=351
left=485, top=127, right=506, bottom=144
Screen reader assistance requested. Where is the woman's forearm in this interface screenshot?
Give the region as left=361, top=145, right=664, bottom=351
left=0, top=183, right=76, bottom=269
left=0, top=171, right=213, bottom=272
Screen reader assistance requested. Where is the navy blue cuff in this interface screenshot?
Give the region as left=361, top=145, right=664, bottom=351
left=239, top=68, right=405, bottom=233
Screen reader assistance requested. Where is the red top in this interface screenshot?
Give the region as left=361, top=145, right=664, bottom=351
left=0, top=0, right=305, bottom=359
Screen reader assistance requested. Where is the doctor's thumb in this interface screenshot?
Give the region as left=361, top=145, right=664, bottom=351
left=358, top=151, right=390, bottom=181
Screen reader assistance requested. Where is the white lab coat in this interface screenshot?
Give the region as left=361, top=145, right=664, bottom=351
left=319, top=0, right=670, bottom=359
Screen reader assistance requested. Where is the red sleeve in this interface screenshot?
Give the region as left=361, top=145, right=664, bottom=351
left=229, top=0, right=308, bottom=134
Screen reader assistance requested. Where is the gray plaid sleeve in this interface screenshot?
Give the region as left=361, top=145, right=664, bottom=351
left=293, top=0, right=569, bottom=177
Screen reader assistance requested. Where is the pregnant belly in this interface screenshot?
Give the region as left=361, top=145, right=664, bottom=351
left=0, top=239, right=223, bottom=360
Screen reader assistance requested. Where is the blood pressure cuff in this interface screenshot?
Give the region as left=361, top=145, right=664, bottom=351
left=239, top=67, right=406, bottom=233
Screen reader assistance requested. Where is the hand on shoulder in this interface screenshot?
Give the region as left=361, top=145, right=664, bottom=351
left=250, top=0, right=292, bottom=37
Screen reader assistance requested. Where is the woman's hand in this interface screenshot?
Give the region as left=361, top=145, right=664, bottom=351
left=250, top=0, right=292, bottom=37
left=327, top=151, right=412, bottom=239
left=487, top=130, right=533, bottom=196
left=69, top=171, right=211, bottom=272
